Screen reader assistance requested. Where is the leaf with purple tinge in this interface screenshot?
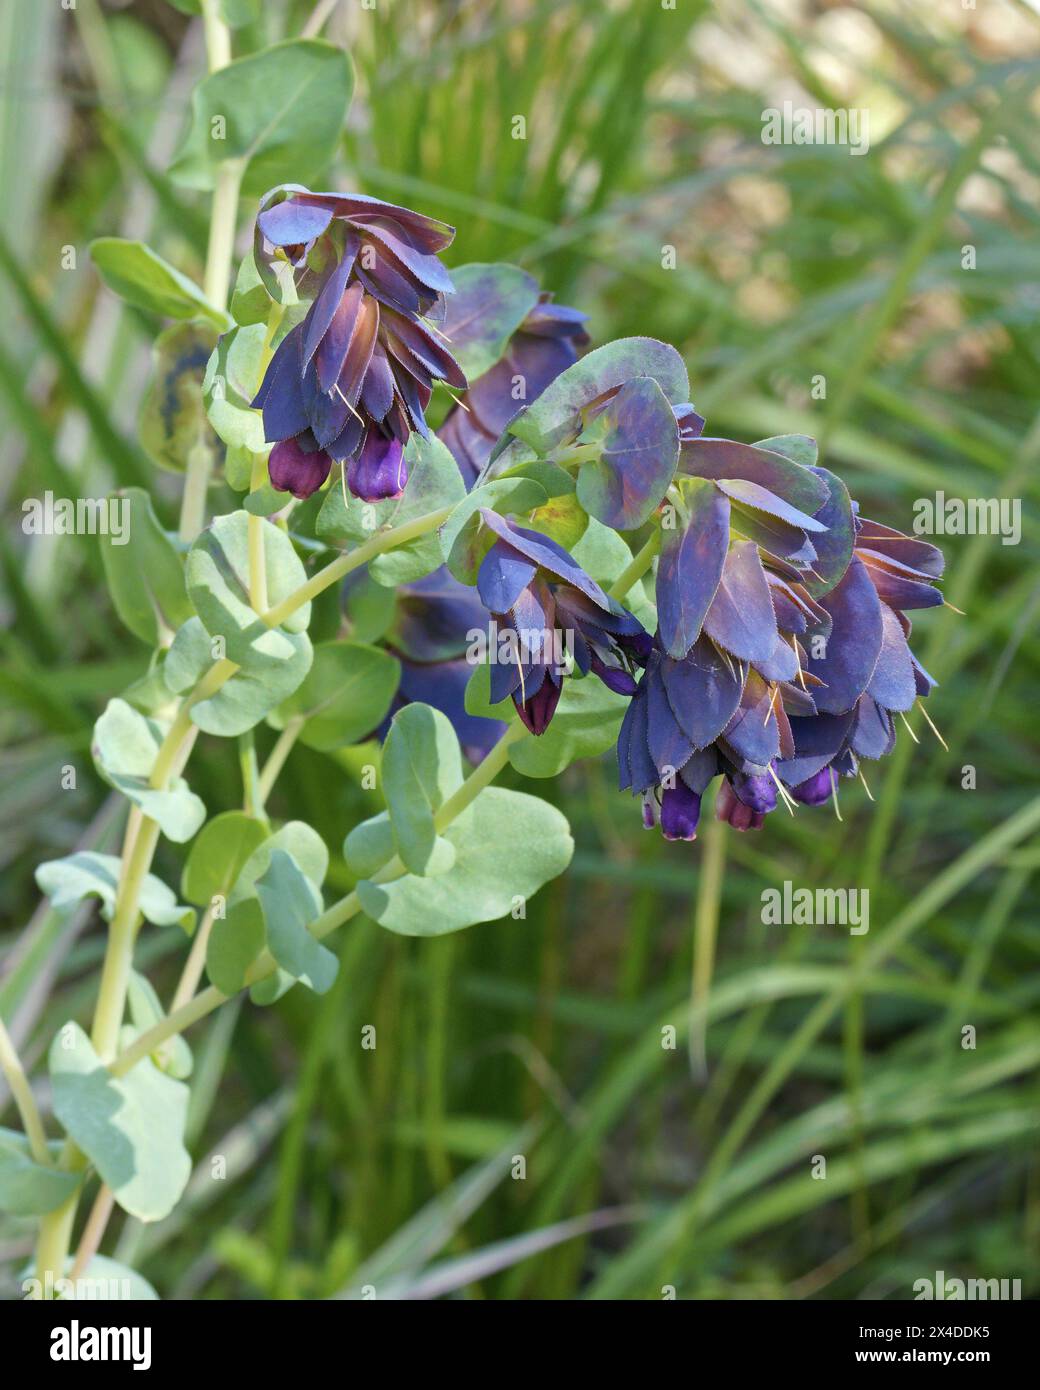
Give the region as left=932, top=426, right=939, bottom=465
left=722, top=669, right=780, bottom=767
left=752, top=434, right=818, bottom=469
left=804, top=556, right=884, bottom=714
left=302, top=241, right=358, bottom=372
left=259, top=333, right=309, bottom=442
left=802, top=466, right=855, bottom=598
left=912, top=651, right=938, bottom=696
left=681, top=437, right=828, bottom=515
left=728, top=504, right=816, bottom=565
left=656, top=477, right=729, bottom=658
left=703, top=540, right=778, bottom=663
left=714, top=477, right=827, bottom=532
left=476, top=539, right=540, bottom=614
left=679, top=745, right=719, bottom=795
left=575, top=376, right=679, bottom=530
left=753, top=633, right=800, bottom=684
left=508, top=337, right=689, bottom=453
left=257, top=196, right=334, bottom=248
left=860, top=557, right=944, bottom=611
left=776, top=709, right=854, bottom=786
left=478, top=510, right=608, bottom=607
left=850, top=694, right=895, bottom=760
left=856, top=518, right=944, bottom=578
left=357, top=221, right=455, bottom=296
left=778, top=681, right=817, bottom=719
left=866, top=603, right=917, bottom=712
left=645, top=665, right=696, bottom=778
left=857, top=547, right=942, bottom=584
left=440, top=263, right=541, bottom=381
left=617, top=687, right=656, bottom=793
left=659, top=635, right=743, bottom=749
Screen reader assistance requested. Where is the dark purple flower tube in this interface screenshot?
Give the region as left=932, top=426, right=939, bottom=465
left=347, top=431, right=407, bottom=503
left=791, top=767, right=834, bottom=806
left=517, top=672, right=563, bottom=736
left=730, top=771, right=777, bottom=815
left=268, top=433, right=333, bottom=500
left=715, top=778, right=767, bottom=832
left=660, top=783, right=702, bottom=841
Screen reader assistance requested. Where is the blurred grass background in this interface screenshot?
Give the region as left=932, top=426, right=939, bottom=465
left=2, top=0, right=1039, bottom=1299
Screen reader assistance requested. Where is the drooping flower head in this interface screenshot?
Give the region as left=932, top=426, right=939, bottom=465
left=619, top=430, right=947, bottom=840
left=476, top=512, right=650, bottom=735
left=252, top=187, right=466, bottom=501
left=775, top=511, right=944, bottom=807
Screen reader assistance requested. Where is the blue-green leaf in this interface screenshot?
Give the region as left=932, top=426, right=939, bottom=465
left=35, top=852, right=195, bottom=934
left=90, top=237, right=231, bottom=330
left=92, top=699, right=206, bottom=843
left=358, top=788, right=573, bottom=936
left=50, top=1024, right=191, bottom=1223
left=99, top=488, right=194, bottom=645
left=169, top=40, right=354, bottom=198
left=0, top=1129, right=80, bottom=1217
left=507, top=338, right=689, bottom=455
left=382, top=704, right=464, bottom=875
left=269, top=640, right=400, bottom=751
left=440, top=263, right=540, bottom=380
left=255, top=849, right=336, bottom=994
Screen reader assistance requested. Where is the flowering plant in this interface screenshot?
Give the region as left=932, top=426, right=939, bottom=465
left=2, top=15, right=951, bottom=1302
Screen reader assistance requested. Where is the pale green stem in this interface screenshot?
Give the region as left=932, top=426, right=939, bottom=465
left=200, top=0, right=232, bottom=71
left=34, top=661, right=231, bottom=1290
left=247, top=304, right=285, bottom=610
left=33, top=1154, right=87, bottom=1290
left=111, top=724, right=532, bottom=1076
left=689, top=797, right=726, bottom=1081
left=248, top=454, right=270, bottom=613
left=170, top=904, right=217, bottom=1017
left=178, top=438, right=217, bottom=547
left=179, top=1, right=239, bottom=542
left=90, top=819, right=161, bottom=1062
left=261, top=505, right=455, bottom=628
left=238, top=730, right=264, bottom=822
left=611, top=528, right=660, bottom=600
left=0, top=1015, right=51, bottom=1165
left=257, top=718, right=304, bottom=808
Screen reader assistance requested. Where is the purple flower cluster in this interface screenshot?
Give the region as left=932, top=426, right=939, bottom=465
left=252, top=187, right=465, bottom=502
left=252, top=192, right=946, bottom=830
left=619, top=443, right=945, bottom=840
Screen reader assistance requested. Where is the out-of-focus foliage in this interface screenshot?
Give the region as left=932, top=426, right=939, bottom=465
left=1, top=0, right=1039, bottom=1300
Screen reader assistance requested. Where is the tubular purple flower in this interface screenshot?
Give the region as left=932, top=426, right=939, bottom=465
left=267, top=432, right=333, bottom=500
left=347, top=431, right=407, bottom=503
left=791, top=767, right=834, bottom=806
left=660, top=783, right=702, bottom=841
left=715, top=778, right=767, bottom=832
